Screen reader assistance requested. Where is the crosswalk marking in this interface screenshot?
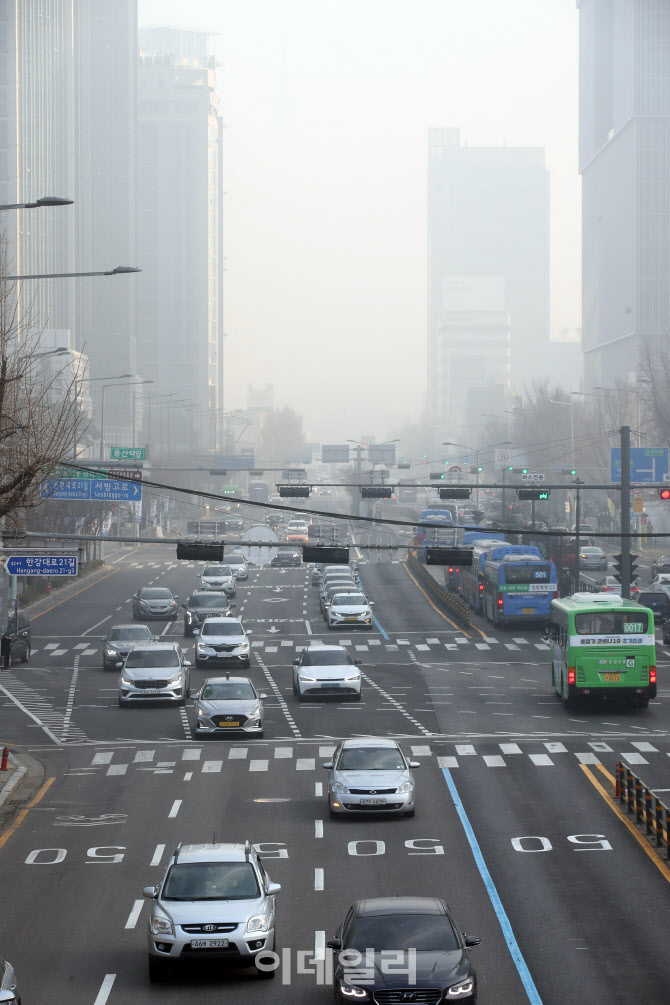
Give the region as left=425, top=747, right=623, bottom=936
left=229, top=748, right=248, bottom=759
left=250, top=760, right=268, bottom=772
left=455, top=744, right=476, bottom=756
left=296, top=758, right=315, bottom=770
left=500, top=743, right=522, bottom=754
left=134, top=750, right=154, bottom=762
left=483, top=754, right=506, bottom=767
left=575, top=753, right=600, bottom=764
left=182, top=748, right=201, bottom=760
left=631, top=741, right=658, bottom=752
left=620, top=752, right=648, bottom=765
left=437, top=756, right=459, bottom=769
left=203, top=760, right=223, bottom=773
left=545, top=742, right=567, bottom=753
left=275, top=747, right=293, bottom=758
left=475, top=643, right=490, bottom=650
left=529, top=754, right=553, bottom=766
left=92, top=752, right=113, bottom=765
left=106, top=764, right=127, bottom=776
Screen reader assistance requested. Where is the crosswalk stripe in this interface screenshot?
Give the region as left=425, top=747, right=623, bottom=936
left=631, top=742, right=658, bottom=752
left=107, top=764, right=127, bottom=776
left=134, top=750, right=154, bottom=762
left=296, top=758, right=315, bottom=770
left=500, top=743, right=522, bottom=754
left=250, top=760, right=268, bottom=771
left=620, top=752, right=648, bottom=765
left=437, top=756, right=459, bottom=769
left=203, top=760, right=223, bottom=773
left=529, top=754, right=553, bottom=766
left=483, top=754, right=505, bottom=767
left=229, top=748, right=248, bottom=759
left=182, top=749, right=201, bottom=760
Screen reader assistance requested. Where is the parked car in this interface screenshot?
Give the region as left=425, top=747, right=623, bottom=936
left=1, top=609, right=31, bottom=666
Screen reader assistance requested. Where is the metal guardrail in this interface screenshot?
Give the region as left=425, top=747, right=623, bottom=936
left=616, top=760, right=669, bottom=858
left=406, top=547, right=470, bottom=628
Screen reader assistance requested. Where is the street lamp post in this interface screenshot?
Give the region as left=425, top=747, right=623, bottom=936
left=5, top=265, right=141, bottom=281
left=443, top=440, right=512, bottom=510
left=100, top=378, right=150, bottom=459
left=0, top=196, right=73, bottom=211
left=73, top=372, right=133, bottom=460
left=132, top=381, right=154, bottom=447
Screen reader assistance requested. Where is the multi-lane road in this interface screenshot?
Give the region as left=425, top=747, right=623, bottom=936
left=1, top=538, right=669, bottom=1004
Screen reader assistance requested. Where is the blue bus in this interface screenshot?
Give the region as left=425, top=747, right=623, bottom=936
left=461, top=539, right=511, bottom=612
left=458, top=526, right=506, bottom=545
left=483, top=553, right=557, bottom=626
left=416, top=508, right=455, bottom=550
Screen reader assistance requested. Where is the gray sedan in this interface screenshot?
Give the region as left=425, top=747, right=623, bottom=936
left=191, top=676, right=266, bottom=738
left=101, top=624, right=154, bottom=670
left=324, top=737, right=420, bottom=817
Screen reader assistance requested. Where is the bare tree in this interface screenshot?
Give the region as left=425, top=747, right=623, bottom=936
left=0, top=234, right=80, bottom=528
left=638, top=341, right=670, bottom=446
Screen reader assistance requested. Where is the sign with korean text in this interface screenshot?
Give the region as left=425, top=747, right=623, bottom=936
left=110, top=447, right=145, bottom=461
left=610, top=447, right=668, bottom=483
left=5, top=555, right=78, bottom=576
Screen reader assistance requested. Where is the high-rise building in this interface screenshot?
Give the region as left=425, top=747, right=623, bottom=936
left=136, top=28, right=224, bottom=454
left=427, top=128, right=549, bottom=440
left=0, top=1, right=139, bottom=454
left=579, top=1, right=670, bottom=388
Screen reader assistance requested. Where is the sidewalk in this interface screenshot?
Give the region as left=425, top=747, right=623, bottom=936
left=0, top=749, right=28, bottom=809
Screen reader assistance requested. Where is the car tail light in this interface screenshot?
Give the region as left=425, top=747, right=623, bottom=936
left=553, top=591, right=558, bottom=599
left=497, top=593, right=503, bottom=608
left=479, top=583, right=484, bottom=593
left=568, top=668, right=576, bottom=685
left=449, top=567, right=454, bottom=574
left=650, top=667, right=657, bottom=684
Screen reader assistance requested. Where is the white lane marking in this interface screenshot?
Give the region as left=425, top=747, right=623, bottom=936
left=438, top=756, right=459, bottom=769
left=275, top=747, right=293, bottom=758
left=203, top=761, right=223, bottom=773
left=620, top=752, right=648, bottom=765
left=455, top=744, right=476, bottom=756
left=314, top=930, right=326, bottom=961
left=315, top=820, right=323, bottom=839
left=314, top=868, right=324, bottom=891
left=305, top=619, right=312, bottom=635
left=150, top=844, right=165, bottom=867
left=82, top=616, right=111, bottom=637
left=125, top=900, right=144, bottom=929
left=107, top=764, right=128, bottom=776
left=229, top=748, right=248, bottom=759
left=92, top=752, right=114, bottom=765
left=483, top=755, right=506, bottom=767
left=168, top=799, right=182, bottom=818
left=74, top=643, right=88, bottom=650
left=315, top=782, right=323, bottom=797
left=134, top=750, right=154, bottom=762
left=93, top=974, right=116, bottom=1005
left=160, top=622, right=172, bottom=636
left=184, top=771, right=193, bottom=781
left=500, top=743, right=522, bottom=754
left=250, top=760, right=269, bottom=772
left=60, top=655, right=81, bottom=742
left=529, top=754, right=554, bottom=766
left=297, top=758, right=315, bottom=770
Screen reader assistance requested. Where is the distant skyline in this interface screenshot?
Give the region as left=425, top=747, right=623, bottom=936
left=139, top=0, right=580, bottom=442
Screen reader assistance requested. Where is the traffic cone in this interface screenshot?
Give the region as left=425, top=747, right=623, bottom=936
left=46, top=579, right=51, bottom=595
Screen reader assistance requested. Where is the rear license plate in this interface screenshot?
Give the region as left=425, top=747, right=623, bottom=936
left=603, top=673, right=621, bottom=682
left=522, top=607, right=534, bottom=614
left=360, top=799, right=386, bottom=806
left=190, top=939, right=229, bottom=949
left=217, top=721, right=240, bottom=727
left=322, top=683, right=340, bottom=688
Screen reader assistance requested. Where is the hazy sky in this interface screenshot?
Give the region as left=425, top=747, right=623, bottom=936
left=139, top=0, right=580, bottom=443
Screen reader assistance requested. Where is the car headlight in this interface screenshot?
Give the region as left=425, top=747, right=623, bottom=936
left=104, top=648, right=117, bottom=657
left=339, top=982, right=369, bottom=999
left=447, top=978, right=475, bottom=996
left=150, top=912, right=173, bottom=936
left=120, top=676, right=134, bottom=686
left=344, top=673, right=360, bottom=681
left=331, top=781, right=348, bottom=794
left=299, top=674, right=317, bottom=681
left=246, top=913, right=269, bottom=934
left=198, top=645, right=215, bottom=654
left=166, top=675, right=183, bottom=685
left=396, top=780, right=413, bottom=793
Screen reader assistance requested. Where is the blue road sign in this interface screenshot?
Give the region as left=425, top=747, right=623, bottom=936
left=40, top=478, right=93, bottom=500
left=5, top=555, right=78, bottom=576
left=610, top=447, right=669, bottom=483
left=90, top=479, right=141, bottom=501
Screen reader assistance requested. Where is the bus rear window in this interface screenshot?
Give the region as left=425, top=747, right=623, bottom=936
left=574, top=612, right=649, bottom=635
left=505, top=564, right=550, bottom=584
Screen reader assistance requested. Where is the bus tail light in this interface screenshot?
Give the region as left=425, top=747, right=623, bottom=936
left=553, top=591, right=558, bottom=599
left=479, top=583, right=484, bottom=593
left=650, top=667, right=657, bottom=684
left=497, top=593, right=503, bottom=608
left=449, top=567, right=454, bottom=574
left=568, top=668, right=576, bottom=685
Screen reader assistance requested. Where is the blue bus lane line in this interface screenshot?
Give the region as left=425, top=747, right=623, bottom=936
left=371, top=614, right=389, bottom=639
left=440, top=766, right=544, bottom=1005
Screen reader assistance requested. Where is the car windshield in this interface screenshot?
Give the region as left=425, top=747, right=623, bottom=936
left=201, top=622, right=243, bottom=637
left=582, top=548, right=600, bottom=555
left=163, top=862, right=259, bottom=901
left=332, top=594, right=367, bottom=606
left=189, top=595, right=228, bottom=610
left=140, top=588, right=172, bottom=600
left=574, top=612, right=650, bottom=635
left=125, top=649, right=180, bottom=668
left=108, top=627, right=152, bottom=642
left=203, top=566, right=231, bottom=577
left=302, top=649, right=353, bottom=666
left=337, top=747, right=405, bottom=770
left=224, top=556, right=243, bottom=564
left=200, top=682, right=255, bottom=700
left=349, top=915, right=458, bottom=953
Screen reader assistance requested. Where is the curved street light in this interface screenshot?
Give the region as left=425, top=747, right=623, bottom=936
left=0, top=196, right=73, bottom=211
left=5, top=265, right=141, bottom=281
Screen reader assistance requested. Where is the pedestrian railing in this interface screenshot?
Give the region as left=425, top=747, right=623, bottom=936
left=616, top=760, right=669, bottom=858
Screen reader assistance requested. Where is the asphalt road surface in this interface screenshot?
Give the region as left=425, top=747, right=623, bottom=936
left=1, top=541, right=669, bottom=1004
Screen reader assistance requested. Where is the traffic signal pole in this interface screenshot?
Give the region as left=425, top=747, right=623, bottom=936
left=620, top=425, right=631, bottom=600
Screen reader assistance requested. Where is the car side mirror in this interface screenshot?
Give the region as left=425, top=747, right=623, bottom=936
left=259, top=693, right=268, bottom=699
left=180, top=603, right=186, bottom=609
left=327, top=937, right=342, bottom=951
left=115, top=661, right=123, bottom=668
left=183, top=660, right=192, bottom=667
left=230, top=603, right=237, bottom=608
left=369, top=601, right=375, bottom=606
left=292, top=659, right=299, bottom=666
left=267, top=882, right=281, bottom=895
left=409, top=761, right=421, bottom=768
left=101, top=636, right=107, bottom=642
left=322, top=762, right=332, bottom=769
left=0, top=992, right=19, bottom=1004
left=465, top=935, right=481, bottom=948
left=143, top=886, right=158, bottom=899
left=354, top=658, right=362, bottom=665
left=193, top=629, right=200, bottom=635
left=189, top=690, right=199, bottom=699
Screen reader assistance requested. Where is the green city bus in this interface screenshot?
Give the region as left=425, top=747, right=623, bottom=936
left=547, top=592, right=657, bottom=709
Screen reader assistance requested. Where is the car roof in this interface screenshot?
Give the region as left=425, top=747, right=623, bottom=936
left=356, top=897, right=446, bottom=917
left=189, top=591, right=228, bottom=599
left=202, top=676, right=253, bottom=685
left=109, top=623, right=151, bottom=631
left=200, top=617, right=242, bottom=627
left=129, top=640, right=180, bottom=650
left=341, top=737, right=400, bottom=749
left=306, top=644, right=349, bottom=653
left=172, top=842, right=255, bottom=864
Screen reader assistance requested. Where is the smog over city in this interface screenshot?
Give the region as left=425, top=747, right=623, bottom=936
left=1, top=3, right=670, bottom=1005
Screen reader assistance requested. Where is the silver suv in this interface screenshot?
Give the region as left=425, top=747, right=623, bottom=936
left=144, top=842, right=280, bottom=982
left=118, top=642, right=191, bottom=707
left=194, top=617, right=250, bottom=668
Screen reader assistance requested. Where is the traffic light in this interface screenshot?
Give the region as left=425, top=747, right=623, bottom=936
left=429, top=472, right=445, bottom=480
left=560, top=468, right=577, bottom=476
left=426, top=547, right=473, bottom=566
left=517, top=489, right=550, bottom=501
left=176, top=542, right=224, bottom=561
left=278, top=485, right=311, bottom=497
left=659, top=487, right=670, bottom=500
left=439, top=487, right=471, bottom=499
left=630, top=554, right=639, bottom=582
left=302, top=545, right=349, bottom=564
left=612, top=553, right=639, bottom=584
left=361, top=486, right=393, bottom=498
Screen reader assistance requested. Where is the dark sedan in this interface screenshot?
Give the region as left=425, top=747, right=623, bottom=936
left=181, top=591, right=233, bottom=637
left=328, top=896, right=480, bottom=1004
left=131, top=587, right=179, bottom=621
left=101, top=624, right=154, bottom=670
left=271, top=551, right=301, bottom=567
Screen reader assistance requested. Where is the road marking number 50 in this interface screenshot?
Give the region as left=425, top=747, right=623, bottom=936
left=511, top=834, right=612, bottom=853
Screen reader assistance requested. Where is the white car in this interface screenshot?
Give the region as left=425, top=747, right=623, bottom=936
left=326, top=591, right=374, bottom=630
left=224, top=553, right=248, bottom=580
left=193, top=617, right=250, bottom=668
left=650, top=574, right=670, bottom=591
left=199, top=564, right=236, bottom=597
left=292, top=645, right=362, bottom=701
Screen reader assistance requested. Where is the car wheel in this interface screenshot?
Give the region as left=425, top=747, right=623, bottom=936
left=635, top=698, right=649, bottom=709
left=184, top=623, right=193, bottom=637
left=148, top=957, right=169, bottom=983
left=255, top=958, right=276, bottom=979
left=352, top=693, right=361, bottom=702
left=292, top=678, right=298, bottom=695
left=20, top=643, right=30, bottom=664
left=118, top=698, right=127, bottom=708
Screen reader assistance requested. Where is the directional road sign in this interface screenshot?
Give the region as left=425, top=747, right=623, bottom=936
left=41, top=478, right=93, bottom=500
left=110, top=447, right=145, bottom=460
left=40, top=478, right=142, bottom=501
left=5, top=555, right=77, bottom=576
left=610, top=447, right=668, bottom=483
left=90, top=479, right=141, bottom=501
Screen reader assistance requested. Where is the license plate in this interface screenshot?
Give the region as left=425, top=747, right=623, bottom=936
left=217, top=721, right=240, bottom=727
left=603, top=673, right=621, bottom=682
left=360, top=799, right=386, bottom=806
left=144, top=689, right=162, bottom=695
left=190, top=939, right=229, bottom=949
left=343, top=617, right=358, bottom=622
left=522, top=607, right=534, bottom=614
left=322, top=682, right=340, bottom=688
